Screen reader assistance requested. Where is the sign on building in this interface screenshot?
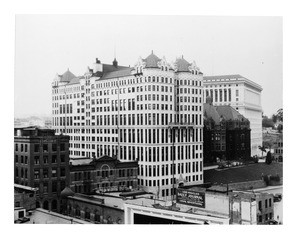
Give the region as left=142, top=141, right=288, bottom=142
left=176, top=189, right=205, bottom=208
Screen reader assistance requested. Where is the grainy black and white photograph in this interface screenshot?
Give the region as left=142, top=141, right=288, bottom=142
left=13, top=13, right=284, bottom=225
left=5, top=1, right=298, bottom=236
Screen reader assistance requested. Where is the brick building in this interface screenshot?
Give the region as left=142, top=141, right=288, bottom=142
left=203, top=97, right=251, bottom=165
left=69, top=155, right=139, bottom=194
left=14, top=127, right=70, bottom=213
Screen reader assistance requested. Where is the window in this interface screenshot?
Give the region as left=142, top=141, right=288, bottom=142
left=52, top=144, right=57, bottom=152
left=43, top=144, right=48, bottom=152
left=43, top=156, right=48, bottom=164
left=15, top=144, right=18, bottom=151
left=34, top=156, right=40, bottom=165
left=43, top=169, right=48, bottom=178
left=52, top=155, right=57, bottom=163
left=61, top=155, right=65, bottom=163
left=258, top=201, right=262, bottom=211
left=52, top=168, right=57, bottom=177
left=52, top=181, right=57, bottom=192
left=60, top=143, right=65, bottom=151
left=60, top=167, right=66, bottom=177
left=34, top=170, right=39, bottom=179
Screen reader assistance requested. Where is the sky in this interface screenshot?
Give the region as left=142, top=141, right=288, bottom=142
left=14, top=15, right=282, bottom=118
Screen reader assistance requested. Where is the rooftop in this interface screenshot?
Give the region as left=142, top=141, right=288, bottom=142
left=174, top=56, right=191, bottom=72
left=17, top=208, right=91, bottom=224
left=203, top=74, right=263, bottom=91
left=143, top=51, right=161, bottom=68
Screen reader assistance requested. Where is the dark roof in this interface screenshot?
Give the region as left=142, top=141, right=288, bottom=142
left=61, top=69, right=76, bottom=82
left=204, top=103, right=221, bottom=124
left=216, top=105, right=247, bottom=121
left=175, top=57, right=191, bottom=72
left=67, top=77, right=80, bottom=85
left=101, top=67, right=133, bottom=80
left=143, top=51, right=161, bottom=68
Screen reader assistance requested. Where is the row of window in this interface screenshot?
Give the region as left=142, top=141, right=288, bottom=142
left=258, top=198, right=273, bottom=211
left=205, top=89, right=237, bottom=102
left=139, top=161, right=202, bottom=177
left=33, top=167, right=66, bottom=179
left=73, top=168, right=136, bottom=181
left=53, top=112, right=203, bottom=127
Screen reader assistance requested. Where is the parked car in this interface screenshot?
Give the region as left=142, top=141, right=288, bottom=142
left=266, top=219, right=278, bottom=225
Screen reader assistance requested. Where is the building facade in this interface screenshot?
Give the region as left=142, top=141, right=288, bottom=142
left=273, top=133, right=283, bottom=162
left=203, top=75, right=262, bottom=156
left=69, top=155, right=138, bottom=194
left=203, top=97, right=251, bottom=165
left=51, top=52, right=204, bottom=199
left=14, top=127, right=70, bottom=212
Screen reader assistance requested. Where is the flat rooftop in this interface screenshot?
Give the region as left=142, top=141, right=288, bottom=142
left=19, top=208, right=91, bottom=224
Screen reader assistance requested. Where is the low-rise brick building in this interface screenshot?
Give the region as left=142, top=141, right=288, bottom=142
left=69, top=155, right=139, bottom=194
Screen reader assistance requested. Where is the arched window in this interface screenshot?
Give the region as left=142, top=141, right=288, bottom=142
left=43, top=200, right=49, bottom=210
left=101, top=164, right=110, bottom=178
left=165, top=66, right=167, bottom=71
left=84, top=208, right=91, bottom=220
left=75, top=205, right=81, bottom=217
left=94, top=210, right=101, bottom=223
left=51, top=199, right=57, bottom=212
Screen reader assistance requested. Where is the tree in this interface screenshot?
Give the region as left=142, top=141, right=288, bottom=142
left=262, top=115, right=274, bottom=128
left=277, top=108, right=283, bottom=122
left=266, top=151, right=272, bottom=164
left=259, top=145, right=267, bottom=157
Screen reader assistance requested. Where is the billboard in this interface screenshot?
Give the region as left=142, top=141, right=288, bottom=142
left=176, top=189, right=205, bottom=208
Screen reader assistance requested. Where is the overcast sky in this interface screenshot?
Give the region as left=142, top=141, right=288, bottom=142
left=15, top=15, right=282, bottom=118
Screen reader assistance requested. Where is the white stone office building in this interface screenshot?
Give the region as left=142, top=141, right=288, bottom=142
left=203, top=75, right=263, bottom=156
left=51, top=52, right=204, bottom=199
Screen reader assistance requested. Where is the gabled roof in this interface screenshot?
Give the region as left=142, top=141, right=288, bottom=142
left=60, top=69, right=76, bottom=82
left=143, top=51, right=161, bottom=68
left=101, top=67, right=133, bottom=80
left=216, top=105, right=247, bottom=121
left=175, top=57, right=191, bottom=72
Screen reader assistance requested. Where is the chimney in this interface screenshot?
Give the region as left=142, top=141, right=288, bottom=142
left=93, top=58, right=103, bottom=73
left=113, top=58, right=118, bottom=68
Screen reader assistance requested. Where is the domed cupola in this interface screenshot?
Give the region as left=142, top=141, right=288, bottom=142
left=143, top=50, right=161, bottom=68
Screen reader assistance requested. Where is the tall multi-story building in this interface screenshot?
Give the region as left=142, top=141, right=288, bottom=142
left=203, top=75, right=263, bottom=156
left=51, top=52, right=204, bottom=199
left=14, top=127, right=70, bottom=212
